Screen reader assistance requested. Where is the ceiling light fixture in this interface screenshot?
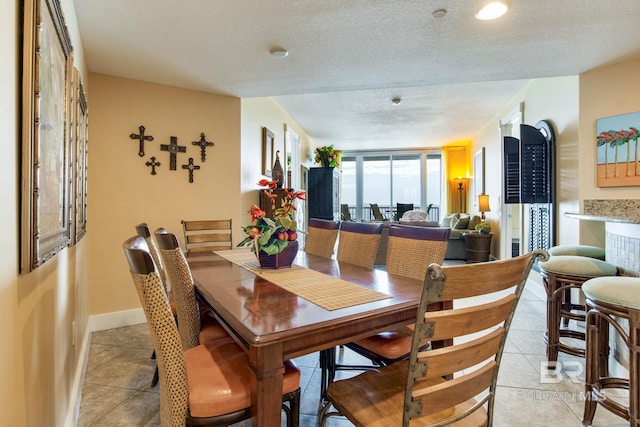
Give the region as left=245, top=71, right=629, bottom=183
left=269, top=48, right=289, bottom=58
left=391, top=97, right=402, bottom=105
left=432, top=8, right=446, bottom=19
left=475, top=1, right=509, bottom=20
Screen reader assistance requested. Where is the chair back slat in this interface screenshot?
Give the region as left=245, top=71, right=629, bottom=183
left=418, top=327, right=504, bottom=380
left=426, top=294, right=516, bottom=341
left=305, top=219, right=339, bottom=258
left=337, top=222, right=383, bottom=269
left=411, top=361, right=496, bottom=418
left=181, top=219, right=232, bottom=253
left=156, top=229, right=202, bottom=350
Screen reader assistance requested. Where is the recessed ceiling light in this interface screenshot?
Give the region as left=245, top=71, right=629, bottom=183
left=475, top=1, right=509, bottom=20
left=391, top=97, right=402, bottom=105
left=270, top=48, right=289, bottom=58
left=432, top=9, right=446, bottom=19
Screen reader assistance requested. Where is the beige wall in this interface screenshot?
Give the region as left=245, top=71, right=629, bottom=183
left=579, top=57, right=640, bottom=244
left=87, top=73, right=241, bottom=315
left=2, top=0, right=89, bottom=425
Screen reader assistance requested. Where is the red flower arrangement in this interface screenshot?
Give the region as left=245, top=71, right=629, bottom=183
left=238, top=179, right=306, bottom=255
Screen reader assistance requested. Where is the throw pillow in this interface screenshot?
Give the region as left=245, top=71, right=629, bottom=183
left=454, top=214, right=470, bottom=229
left=468, top=215, right=482, bottom=230
left=441, top=213, right=459, bottom=228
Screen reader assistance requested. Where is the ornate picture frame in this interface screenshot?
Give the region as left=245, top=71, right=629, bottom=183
left=75, top=79, right=89, bottom=242
left=262, top=127, right=274, bottom=177
left=21, top=0, right=73, bottom=272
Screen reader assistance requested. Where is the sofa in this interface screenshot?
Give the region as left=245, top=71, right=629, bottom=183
left=374, top=212, right=482, bottom=264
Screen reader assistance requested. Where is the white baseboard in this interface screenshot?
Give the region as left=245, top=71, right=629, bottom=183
left=88, top=307, right=146, bottom=332
left=65, top=308, right=146, bottom=426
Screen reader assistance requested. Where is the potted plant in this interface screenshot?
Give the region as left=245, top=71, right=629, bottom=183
left=475, top=221, right=491, bottom=234
left=237, top=179, right=306, bottom=268
left=314, top=145, right=340, bottom=168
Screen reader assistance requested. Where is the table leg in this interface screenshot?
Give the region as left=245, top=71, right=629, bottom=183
left=249, top=343, right=285, bottom=427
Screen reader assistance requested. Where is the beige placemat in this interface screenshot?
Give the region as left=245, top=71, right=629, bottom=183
left=215, top=250, right=391, bottom=310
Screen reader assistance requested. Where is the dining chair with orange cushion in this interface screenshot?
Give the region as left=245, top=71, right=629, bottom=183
left=304, top=218, right=340, bottom=259
left=322, top=225, right=451, bottom=398
left=336, top=221, right=383, bottom=269
left=123, top=235, right=301, bottom=427
left=319, top=250, right=547, bottom=426
left=154, top=228, right=229, bottom=349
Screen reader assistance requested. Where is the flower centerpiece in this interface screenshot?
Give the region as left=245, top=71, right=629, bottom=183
left=314, top=145, right=340, bottom=168
left=475, top=221, right=491, bottom=234
left=238, top=179, right=306, bottom=268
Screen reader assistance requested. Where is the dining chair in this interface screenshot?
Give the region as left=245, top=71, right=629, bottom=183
left=304, top=218, right=340, bottom=258
left=395, top=202, right=414, bottom=221
left=123, top=235, right=301, bottom=427
left=369, top=203, right=388, bottom=221
left=154, top=228, right=229, bottom=350
left=319, top=250, right=548, bottom=426
left=323, top=225, right=451, bottom=397
left=181, top=219, right=232, bottom=254
left=135, top=222, right=171, bottom=387
left=340, top=204, right=352, bottom=221
left=335, top=221, right=383, bottom=269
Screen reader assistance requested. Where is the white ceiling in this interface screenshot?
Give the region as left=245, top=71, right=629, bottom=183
left=74, top=0, right=640, bottom=151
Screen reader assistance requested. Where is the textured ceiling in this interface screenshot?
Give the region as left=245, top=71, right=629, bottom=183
left=74, top=0, right=640, bottom=150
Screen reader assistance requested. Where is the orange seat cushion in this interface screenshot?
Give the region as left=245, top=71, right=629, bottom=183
left=184, top=342, right=300, bottom=418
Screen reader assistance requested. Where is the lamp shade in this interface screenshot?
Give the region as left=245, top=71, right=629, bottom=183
left=478, top=193, right=491, bottom=213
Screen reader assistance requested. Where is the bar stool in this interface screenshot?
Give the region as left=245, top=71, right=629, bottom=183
left=582, top=276, right=640, bottom=426
left=538, top=255, right=617, bottom=365
left=548, top=244, right=605, bottom=260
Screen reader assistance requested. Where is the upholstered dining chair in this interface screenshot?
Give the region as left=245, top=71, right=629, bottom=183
left=135, top=222, right=171, bottom=387
left=319, top=250, right=547, bottom=426
left=304, top=218, right=340, bottom=259
left=154, top=228, right=229, bottom=350
left=323, top=225, right=451, bottom=397
left=335, top=221, right=383, bottom=269
left=123, top=235, right=301, bottom=427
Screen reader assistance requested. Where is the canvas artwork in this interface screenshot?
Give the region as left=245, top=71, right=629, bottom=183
left=596, top=111, right=640, bottom=187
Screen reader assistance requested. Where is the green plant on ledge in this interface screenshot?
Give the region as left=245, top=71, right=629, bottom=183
left=314, top=145, right=340, bottom=168
left=475, top=221, right=491, bottom=234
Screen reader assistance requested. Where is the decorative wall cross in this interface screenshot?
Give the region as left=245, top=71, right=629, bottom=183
left=192, top=132, right=214, bottom=162
left=160, top=136, right=186, bottom=170
left=182, top=157, right=200, bottom=183
left=129, top=125, right=154, bottom=157
left=145, top=156, right=161, bottom=175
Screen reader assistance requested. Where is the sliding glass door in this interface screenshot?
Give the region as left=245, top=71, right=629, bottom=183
left=341, top=150, right=442, bottom=221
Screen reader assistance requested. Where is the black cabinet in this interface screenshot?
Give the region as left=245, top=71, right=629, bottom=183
left=307, top=167, right=340, bottom=221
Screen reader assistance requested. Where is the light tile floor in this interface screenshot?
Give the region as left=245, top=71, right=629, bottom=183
left=77, top=279, right=629, bottom=426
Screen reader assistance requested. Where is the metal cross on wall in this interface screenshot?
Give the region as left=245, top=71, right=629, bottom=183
left=192, top=132, right=214, bottom=162
left=160, top=136, right=186, bottom=170
left=145, top=156, right=161, bottom=175
left=182, top=157, right=200, bottom=183
left=130, top=125, right=154, bottom=157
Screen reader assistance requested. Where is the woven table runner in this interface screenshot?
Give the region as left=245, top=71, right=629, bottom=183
left=215, top=250, right=391, bottom=311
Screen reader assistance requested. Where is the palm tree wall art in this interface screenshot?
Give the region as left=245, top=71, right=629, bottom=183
left=596, top=111, right=640, bottom=187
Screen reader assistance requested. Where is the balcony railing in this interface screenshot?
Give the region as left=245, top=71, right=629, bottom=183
left=343, top=205, right=441, bottom=223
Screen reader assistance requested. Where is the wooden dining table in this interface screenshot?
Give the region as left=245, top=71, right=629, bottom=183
left=188, top=250, right=446, bottom=426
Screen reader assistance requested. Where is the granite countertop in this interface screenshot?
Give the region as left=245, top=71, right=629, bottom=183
left=565, top=199, right=640, bottom=224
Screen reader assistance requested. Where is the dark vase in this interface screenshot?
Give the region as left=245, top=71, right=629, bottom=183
left=258, top=240, right=298, bottom=269
left=272, top=151, right=284, bottom=188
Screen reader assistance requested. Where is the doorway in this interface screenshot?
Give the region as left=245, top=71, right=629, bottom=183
left=500, top=103, right=523, bottom=259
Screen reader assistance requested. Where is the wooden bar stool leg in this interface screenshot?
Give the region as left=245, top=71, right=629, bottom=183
left=545, top=276, right=561, bottom=366
left=631, top=310, right=640, bottom=427
left=583, top=307, right=599, bottom=425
